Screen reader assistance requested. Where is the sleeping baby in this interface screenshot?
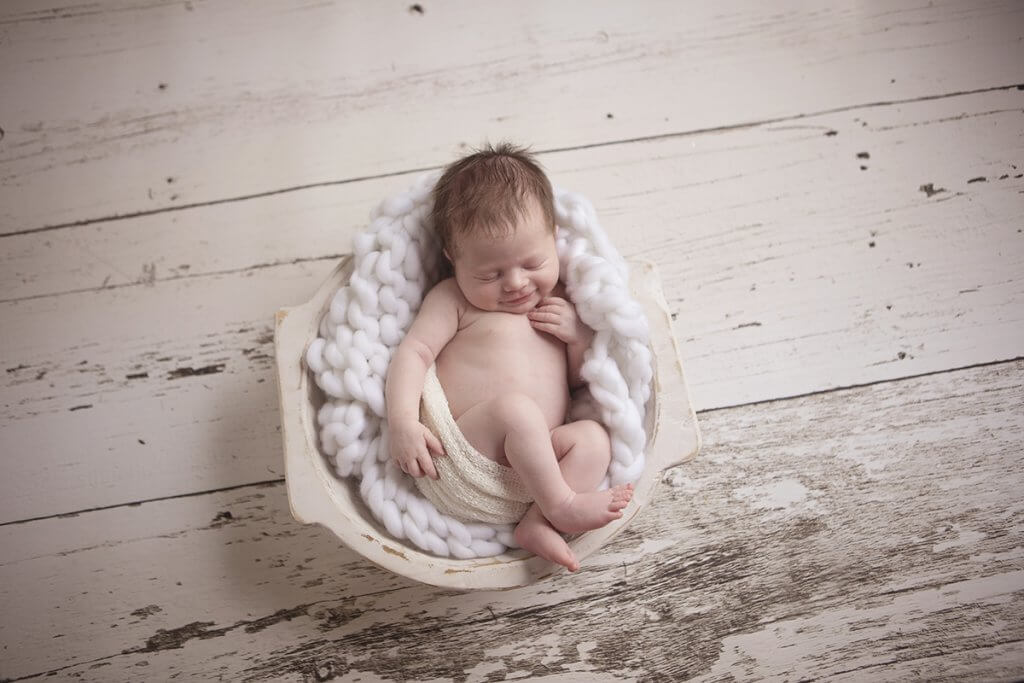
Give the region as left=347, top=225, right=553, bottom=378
left=385, top=142, right=633, bottom=572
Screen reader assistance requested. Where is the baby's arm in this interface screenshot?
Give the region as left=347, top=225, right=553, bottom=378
left=385, top=279, right=461, bottom=479
left=527, top=295, right=594, bottom=390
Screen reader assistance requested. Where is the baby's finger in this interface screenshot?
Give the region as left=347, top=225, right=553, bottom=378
left=419, top=454, right=439, bottom=480
left=425, top=430, right=445, bottom=458
left=528, top=310, right=560, bottom=323
left=536, top=298, right=562, bottom=310
left=529, top=320, right=560, bottom=336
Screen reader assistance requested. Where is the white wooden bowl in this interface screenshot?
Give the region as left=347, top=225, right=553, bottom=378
left=274, top=256, right=700, bottom=590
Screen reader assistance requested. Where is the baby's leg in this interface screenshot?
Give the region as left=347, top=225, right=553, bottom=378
left=551, top=420, right=613, bottom=492
left=515, top=420, right=617, bottom=570
left=455, top=396, right=632, bottom=534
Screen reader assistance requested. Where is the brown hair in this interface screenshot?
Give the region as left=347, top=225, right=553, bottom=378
left=431, top=142, right=555, bottom=259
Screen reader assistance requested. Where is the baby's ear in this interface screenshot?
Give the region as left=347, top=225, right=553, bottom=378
left=442, top=248, right=452, bottom=263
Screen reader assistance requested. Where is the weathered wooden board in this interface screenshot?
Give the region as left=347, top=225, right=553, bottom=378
left=2, top=0, right=1022, bottom=232
left=3, top=88, right=1022, bottom=524
left=5, top=86, right=1023, bottom=303
left=1, top=266, right=306, bottom=524
left=2, top=360, right=1021, bottom=681
left=2, top=0, right=1021, bottom=680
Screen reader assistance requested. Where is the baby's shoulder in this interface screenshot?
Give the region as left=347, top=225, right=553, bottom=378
left=425, top=277, right=462, bottom=303
left=423, top=277, right=469, bottom=314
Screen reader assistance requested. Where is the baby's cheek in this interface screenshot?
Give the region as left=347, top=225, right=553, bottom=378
left=543, top=268, right=559, bottom=292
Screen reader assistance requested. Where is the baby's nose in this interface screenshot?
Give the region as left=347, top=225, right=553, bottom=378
left=503, top=269, right=527, bottom=290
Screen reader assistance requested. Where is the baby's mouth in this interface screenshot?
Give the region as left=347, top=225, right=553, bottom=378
left=503, top=290, right=534, bottom=305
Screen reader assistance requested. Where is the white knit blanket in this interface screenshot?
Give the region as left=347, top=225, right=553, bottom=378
left=305, top=172, right=652, bottom=558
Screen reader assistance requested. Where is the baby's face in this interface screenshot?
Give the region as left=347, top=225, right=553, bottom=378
left=447, top=198, right=559, bottom=313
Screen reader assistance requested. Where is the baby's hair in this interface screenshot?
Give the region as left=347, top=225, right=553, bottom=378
left=431, top=142, right=555, bottom=259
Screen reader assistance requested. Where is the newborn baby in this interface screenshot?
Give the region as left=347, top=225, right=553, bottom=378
left=385, top=143, right=633, bottom=571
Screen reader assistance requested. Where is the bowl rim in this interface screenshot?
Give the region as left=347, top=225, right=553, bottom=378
left=274, top=256, right=700, bottom=590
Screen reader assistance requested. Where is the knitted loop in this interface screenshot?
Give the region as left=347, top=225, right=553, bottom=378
left=308, top=174, right=652, bottom=558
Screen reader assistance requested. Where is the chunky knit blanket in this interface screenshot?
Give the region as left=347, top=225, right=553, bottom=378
left=305, top=171, right=652, bottom=558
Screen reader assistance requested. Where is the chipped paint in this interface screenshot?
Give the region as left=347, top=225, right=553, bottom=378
left=130, top=605, right=163, bottom=620
left=733, top=478, right=814, bottom=512
left=139, top=621, right=230, bottom=653
left=933, top=524, right=987, bottom=553
left=167, top=364, right=225, bottom=379
left=380, top=544, right=408, bottom=560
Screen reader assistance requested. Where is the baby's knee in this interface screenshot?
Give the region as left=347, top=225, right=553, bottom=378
left=575, top=420, right=611, bottom=465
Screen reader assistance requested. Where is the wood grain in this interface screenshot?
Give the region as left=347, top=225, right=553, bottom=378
left=3, top=88, right=1021, bottom=524
left=2, top=1, right=1023, bottom=680
left=2, top=0, right=1022, bottom=232
left=2, top=359, right=1021, bottom=681
left=5, top=87, right=1023, bottom=304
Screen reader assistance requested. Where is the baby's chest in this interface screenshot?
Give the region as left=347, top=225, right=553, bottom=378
left=456, top=312, right=563, bottom=358
left=438, top=314, right=569, bottom=421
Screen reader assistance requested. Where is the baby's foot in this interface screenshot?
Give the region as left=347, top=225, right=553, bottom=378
left=515, top=506, right=579, bottom=572
left=543, top=484, right=633, bottom=535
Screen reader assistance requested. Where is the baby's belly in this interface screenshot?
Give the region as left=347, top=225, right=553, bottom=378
left=435, top=314, right=569, bottom=429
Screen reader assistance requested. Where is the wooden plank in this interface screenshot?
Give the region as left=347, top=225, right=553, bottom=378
left=3, top=89, right=1022, bottom=523
left=2, top=360, right=1021, bottom=681
left=8, top=83, right=1024, bottom=304
left=2, top=0, right=1022, bottom=232
left=1, top=264, right=324, bottom=523
left=3, top=88, right=1023, bottom=524
left=1, top=174, right=377, bottom=303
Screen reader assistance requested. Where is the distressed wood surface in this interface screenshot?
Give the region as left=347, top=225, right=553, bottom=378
left=2, top=0, right=1023, bottom=679
left=5, top=86, right=1024, bottom=304
left=3, top=87, right=1022, bottom=524
left=2, top=361, right=1021, bottom=681
left=1, top=0, right=1022, bottom=232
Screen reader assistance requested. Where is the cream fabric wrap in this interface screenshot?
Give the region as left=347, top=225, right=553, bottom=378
left=413, top=365, right=534, bottom=524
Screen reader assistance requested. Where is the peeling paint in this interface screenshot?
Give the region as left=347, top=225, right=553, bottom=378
left=919, top=183, right=946, bottom=197
left=244, top=605, right=310, bottom=634
left=138, top=621, right=230, bottom=653
left=130, top=605, right=163, bottom=620
left=380, top=544, right=408, bottom=560
left=167, top=364, right=225, bottom=379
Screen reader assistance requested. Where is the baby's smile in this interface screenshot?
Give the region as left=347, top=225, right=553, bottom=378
left=449, top=198, right=560, bottom=314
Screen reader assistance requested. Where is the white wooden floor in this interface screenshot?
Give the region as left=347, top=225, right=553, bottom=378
left=2, top=1, right=1023, bottom=680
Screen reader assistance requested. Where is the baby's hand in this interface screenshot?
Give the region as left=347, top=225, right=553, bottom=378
left=528, top=296, right=593, bottom=346
left=388, top=419, right=445, bottom=479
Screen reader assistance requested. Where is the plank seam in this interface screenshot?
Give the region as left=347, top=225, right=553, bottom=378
left=3, top=82, right=1021, bottom=240
left=0, top=478, right=284, bottom=528
left=5, top=356, right=1021, bottom=527
left=698, top=355, right=1024, bottom=415
left=815, top=636, right=1024, bottom=681
left=0, top=253, right=347, bottom=305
